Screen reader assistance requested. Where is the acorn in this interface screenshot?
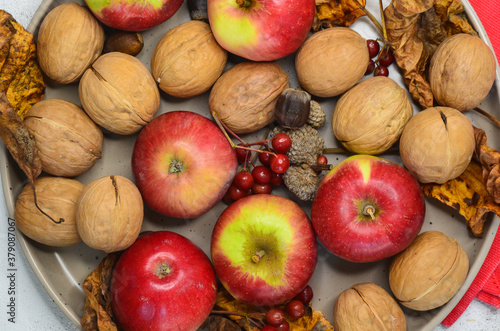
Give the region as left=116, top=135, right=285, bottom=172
left=188, top=0, right=208, bottom=21
left=103, top=31, right=144, bottom=56
left=275, top=88, right=311, bottom=129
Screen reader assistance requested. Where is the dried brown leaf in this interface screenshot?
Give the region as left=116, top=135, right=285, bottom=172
left=473, top=126, right=500, bottom=204
left=81, top=253, right=119, bottom=331
left=0, top=91, right=41, bottom=184
left=0, top=10, right=45, bottom=118
left=200, top=315, right=242, bottom=331
left=421, top=160, right=500, bottom=237
left=313, top=0, right=366, bottom=31
left=384, top=0, right=476, bottom=108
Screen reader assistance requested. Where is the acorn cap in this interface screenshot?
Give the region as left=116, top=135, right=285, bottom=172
left=307, top=100, right=326, bottom=129
left=283, top=163, right=321, bottom=201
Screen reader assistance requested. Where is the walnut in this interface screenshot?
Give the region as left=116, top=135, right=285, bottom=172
left=334, top=282, right=406, bottom=330
left=79, top=52, right=160, bottom=135
left=295, top=27, right=369, bottom=97
left=36, top=3, right=104, bottom=84
left=76, top=175, right=144, bottom=253
left=24, top=98, right=103, bottom=177
left=429, top=34, right=496, bottom=111
left=389, top=231, right=469, bottom=311
left=151, top=20, right=227, bottom=98
left=209, top=61, right=289, bottom=134
left=332, top=76, right=413, bottom=155
left=14, top=177, right=84, bottom=247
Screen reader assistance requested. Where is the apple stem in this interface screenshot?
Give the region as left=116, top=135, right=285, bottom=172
left=362, top=205, right=376, bottom=220
left=251, top=250, right=266, bottom=263
left=235, top=0, right=252, bottom=8
left=168, top=159, right=184, bottom=174
left=156, top=263, right=171, bottom=278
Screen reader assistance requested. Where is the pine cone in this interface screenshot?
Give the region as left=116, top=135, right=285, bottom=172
left=273, top=124, right=324, bottom=166
left=307, top=100, right=326, bottom=129
left=283, top=163, right=321, bottom=201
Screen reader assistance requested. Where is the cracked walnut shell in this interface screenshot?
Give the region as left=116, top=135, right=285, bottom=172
left=389, top=231, right=469, bottom=311
left=76, top=175, right=144, bottom=253
left=24, top=98, right=103, bottom=177
left=79, top=52, right=160, bottom=135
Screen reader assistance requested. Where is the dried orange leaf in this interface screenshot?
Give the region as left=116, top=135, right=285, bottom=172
left=384, top=0, right=476, bottom=108
left=0, top=10, right=45, bottom=118
left=421, top=160, right=500, bottom=237
left=0, top=91, right=41, bottom=184
left=81, top=253, right=119, bottom=331
left=313, top=0, right=366, bottom=31
left=214, top=288, right=334, bottom=331
left=473, top=126, right=500, bottom=204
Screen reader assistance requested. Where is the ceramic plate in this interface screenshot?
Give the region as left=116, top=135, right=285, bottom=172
left=1, top=0, right=499, bottom=330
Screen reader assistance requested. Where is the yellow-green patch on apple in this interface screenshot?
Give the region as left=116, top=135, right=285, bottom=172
left=211, top=194, right=317, bottom=306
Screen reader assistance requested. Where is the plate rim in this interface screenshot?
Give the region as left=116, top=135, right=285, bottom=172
left=1, top=0, right=499, bottom=330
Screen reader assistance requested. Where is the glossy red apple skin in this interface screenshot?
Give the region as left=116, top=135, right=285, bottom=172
left=132, top=111, right=238, bottom=219
left=211, top=194, right=318, bottom=306
left=311, top=155, right=425, bottom=263
left=207, top=0, right=316, bottom=61
left=110, top=231, right=218, bottom=331
left=84, top=0, right=183, bottom=31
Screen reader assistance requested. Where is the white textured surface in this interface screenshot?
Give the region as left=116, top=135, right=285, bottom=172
left=0, top=0, right=499, bottom=330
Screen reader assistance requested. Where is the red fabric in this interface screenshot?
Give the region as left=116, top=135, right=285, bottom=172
left=468, top=0, right=500, bottom=64
left=442, top=226, right=500, bottom=326
left=441, top=1, right=500, bottom=327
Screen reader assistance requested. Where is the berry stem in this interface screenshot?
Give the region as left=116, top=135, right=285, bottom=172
left=211, top=111, right=277, bottom=158
left=311, top=164, right=333, bottom=172
left=211, top=110, right=247, bottom=147
left=378, top=0, right=388, bottom=42
left=353, top=0, right=383, bottom=36
left=322, top=147, right=400, bottom=155
left=473, top=107, right=500, bottom=128
left=249, top=126, right=271, bottom=165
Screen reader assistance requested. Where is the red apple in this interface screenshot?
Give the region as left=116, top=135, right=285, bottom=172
left=84, top=0, right=183, bottom=31
left=211, top=194, right=317, bottom=306
left=207, top=0, right=316, bottom=61
left=110, top=231, right=218, bottom=331
left=132, top=111, right=238, bottom=218
left=311, top=155, right=425, bottom=263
